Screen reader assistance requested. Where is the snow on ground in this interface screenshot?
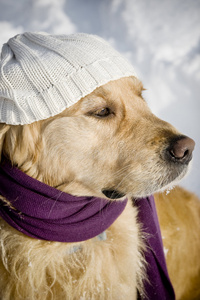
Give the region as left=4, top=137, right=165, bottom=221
left=0, top=0, right=200, bottom=196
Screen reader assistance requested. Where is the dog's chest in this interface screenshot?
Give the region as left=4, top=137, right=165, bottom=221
left=0, top=200, right=142, bottom=300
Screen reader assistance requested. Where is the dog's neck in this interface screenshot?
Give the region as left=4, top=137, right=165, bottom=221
left=0, top=158, right=176, bottom=298
left=0, top=157, right=127, bottom=242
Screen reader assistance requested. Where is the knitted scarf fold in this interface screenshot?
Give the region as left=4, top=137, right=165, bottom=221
left=135, top=196, right=175, bottom=299
left=0, top=158, right=127, bottom=242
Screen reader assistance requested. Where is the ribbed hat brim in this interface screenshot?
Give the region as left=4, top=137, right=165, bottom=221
left=0, top=32, right=137, bottom=125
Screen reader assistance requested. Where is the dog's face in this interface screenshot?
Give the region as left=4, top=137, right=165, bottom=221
left=1, top=77, right=194, bottom=199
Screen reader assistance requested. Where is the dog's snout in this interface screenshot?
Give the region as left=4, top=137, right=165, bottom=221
left=167, top=136, right=195, bottom=164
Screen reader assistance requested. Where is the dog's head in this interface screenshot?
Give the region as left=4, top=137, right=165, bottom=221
left=0, top=76, right=195, bottom=199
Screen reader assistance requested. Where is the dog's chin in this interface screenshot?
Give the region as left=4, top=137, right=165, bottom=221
left=147, top=164, right=190, bottom=196
left=156, top=171, right=187, bottom=195
left=101, top=165, right=190, bottom=200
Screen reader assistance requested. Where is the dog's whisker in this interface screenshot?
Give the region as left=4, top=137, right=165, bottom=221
left=112, top=172, right=134, bottom=195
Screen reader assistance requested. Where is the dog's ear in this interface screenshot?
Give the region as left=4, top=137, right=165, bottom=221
left=0, top=124, right=10, bottom=160
left=129, top=76, right=146, bottom=98
left=0, top=122, right=43, bottom=169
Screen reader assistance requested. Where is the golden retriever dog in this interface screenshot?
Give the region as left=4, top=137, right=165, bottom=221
left=0, top=75, right=199, bottom=300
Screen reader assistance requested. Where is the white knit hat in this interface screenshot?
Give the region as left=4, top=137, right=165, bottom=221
left=0, top=32, right=137, bottom=125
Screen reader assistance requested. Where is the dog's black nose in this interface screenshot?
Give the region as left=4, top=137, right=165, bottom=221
left=167, top=136, right=195, bottom=164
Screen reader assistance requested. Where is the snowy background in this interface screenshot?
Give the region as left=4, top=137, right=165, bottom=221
left=0, top=0, right=200, bottom=196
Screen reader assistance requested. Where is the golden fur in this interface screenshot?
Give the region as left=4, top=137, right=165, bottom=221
left=155, top=187, right=200, bottom=300
left=0, top=76, right=199, bottom=299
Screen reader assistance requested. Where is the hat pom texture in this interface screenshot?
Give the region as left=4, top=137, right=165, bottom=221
left=0, top=32, right=137, bottom=125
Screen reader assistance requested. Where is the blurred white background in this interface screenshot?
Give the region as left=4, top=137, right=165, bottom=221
left=0, top=0, right=200, bottom=196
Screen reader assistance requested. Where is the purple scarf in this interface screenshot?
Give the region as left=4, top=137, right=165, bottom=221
left=136, top=196, right=175, bottom=299
left=0, top=158, right=127, bottom=242
left=0, top=158, right=175, bottom=299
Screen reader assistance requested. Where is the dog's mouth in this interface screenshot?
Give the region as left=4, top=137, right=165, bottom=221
left=102, top=189, right=126, bottom=200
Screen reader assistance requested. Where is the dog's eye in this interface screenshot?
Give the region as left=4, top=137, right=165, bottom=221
left=94, top=108, right=111, bottom=118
